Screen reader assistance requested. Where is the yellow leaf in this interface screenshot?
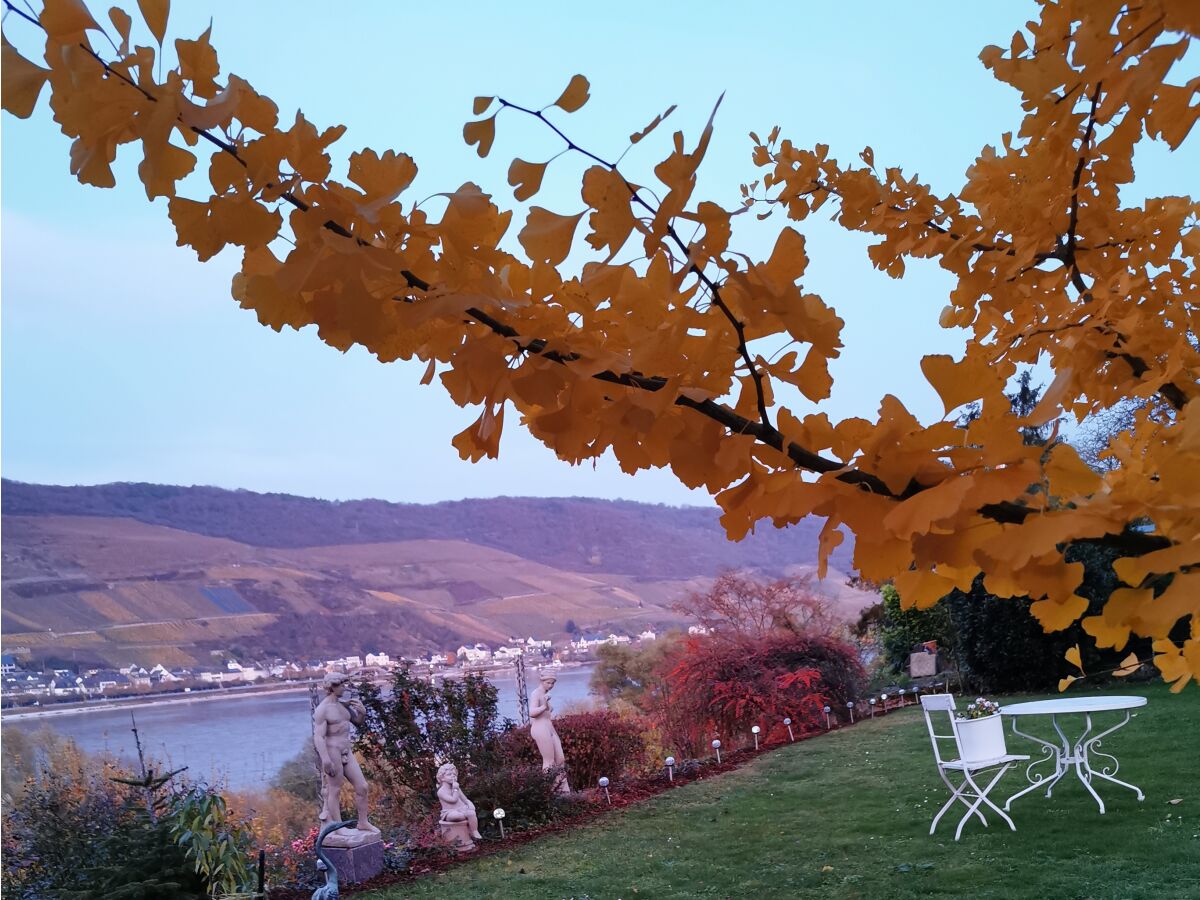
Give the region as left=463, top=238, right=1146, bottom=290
left=420, top=359, right=437, bottom=386
left=893, top=568, right=956, bottom=610
left=508, top=158, right=548, bottom=202
left=794, top=346, right=832, bottom=403
left=1043, top=443, right=1101, bottom=499
left=553, top=74, right=590, bottom=113
left=217, top=194, right=282, bottom=249
left=226, top=75, right=278, bottom=134
left=40, top=0, right=99, bottom=38
left=920, top=352, right=1005, bottom=416
left=1027, top=367, right=1073, bottom=426
left=1058, top=675, right=1077, bottom=692
left=452, top=403, right=505, bottom=462
left=168, top=197, right=225, bottom=261
left=519, top=207, right=583, bottom=266
left=138, top=0, right=169, bottom=45
left=108, top=6, right=132, bottom=53
left=1113, top=543, right=1199, bottom=586
left=347, top=148, right=418, bottom=201
left=463, top=115, right=496, bottom=158
left=473, top=96, right=493, bottom=115
left=1065, top=644, right=1083, bottom=671
left=1031, top=594, right=1088, bottom=632
left=581, top=165, right=636, bottom=256
left=1, top=34, right=49, bottom=119
left=175, top=26, right=220, bottom=99
left=630, top=104, right=677, bottom=144
left=817, top=518, right=843, bottom=580
left=1113, top=652, right=1141, bottom=677
left=1152, top=637, right=1196, bottom=693
left=882, top=474, right=974, bottom=540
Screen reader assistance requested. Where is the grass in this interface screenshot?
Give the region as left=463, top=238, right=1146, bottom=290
left=365, top=684, right=1200, bottom=899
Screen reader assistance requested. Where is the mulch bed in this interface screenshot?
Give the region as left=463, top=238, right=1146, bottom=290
left=271, top=703, right=911, bottom=897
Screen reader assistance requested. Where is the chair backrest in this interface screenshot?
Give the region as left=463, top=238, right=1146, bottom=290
left=920, top=693, right=958, bottom=767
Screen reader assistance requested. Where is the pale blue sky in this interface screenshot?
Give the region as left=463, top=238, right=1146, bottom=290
left=1, top=2, right=1190, bottom=504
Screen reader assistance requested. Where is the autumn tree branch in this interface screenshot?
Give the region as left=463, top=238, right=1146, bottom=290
left=497, top=96, right=778, bottom=439
left=9, top=3, right=1176, bottom=559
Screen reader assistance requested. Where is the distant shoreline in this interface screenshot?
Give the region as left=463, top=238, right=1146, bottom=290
left=0, top=680, right=316, bottom=723
left=0, top=661, right=594, bottom=724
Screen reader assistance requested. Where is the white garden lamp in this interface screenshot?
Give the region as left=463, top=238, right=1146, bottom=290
left=712, top=738, right=722, bottom=764
left=751, top=724, right=761, bottom=751
left=823, top=705, right=832, bottom=729
left=665, top=756, right=676, bottom=782
left=493, top=807, right=506, bottom=839
left=783, top=717, right=794, bottom=742
left=599, top=776, right=611, bottom=804
left=881, top=692, right=889, bottom=711
left=847, top=701, right=855, bottom=723
left=898, top=688, right=907, bottom=707
left=869, top=698, right=877, bottom=718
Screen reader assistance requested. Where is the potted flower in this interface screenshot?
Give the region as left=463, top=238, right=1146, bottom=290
left=955, top=697, right=1006, bottom=762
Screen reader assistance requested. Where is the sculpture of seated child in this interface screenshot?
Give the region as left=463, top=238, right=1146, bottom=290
left=436, top=762, right=481, bottom=844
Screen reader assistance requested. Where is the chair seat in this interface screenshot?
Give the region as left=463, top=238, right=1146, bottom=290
left=942, top=753, right=1030, bottom=770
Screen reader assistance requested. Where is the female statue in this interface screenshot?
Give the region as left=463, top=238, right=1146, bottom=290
left=435, top=762, right=481, bottom=845
left=528, top=670, right=571, bottom=793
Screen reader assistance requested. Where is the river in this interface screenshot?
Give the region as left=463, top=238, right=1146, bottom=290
left=0, top=666, right=599, bottom=790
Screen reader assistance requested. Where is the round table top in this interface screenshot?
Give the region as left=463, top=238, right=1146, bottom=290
left=1001, top=695, right=1148, bottom=716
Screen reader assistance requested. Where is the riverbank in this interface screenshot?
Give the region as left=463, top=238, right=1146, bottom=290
left=0, top=679, right=316, bottom=722
left=0, top=660, right=594, bottom=723
left=1, top=665, right=601, bottom=789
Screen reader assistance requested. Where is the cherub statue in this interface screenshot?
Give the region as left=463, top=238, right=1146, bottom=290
left=436, top=762, right=481, bottom=851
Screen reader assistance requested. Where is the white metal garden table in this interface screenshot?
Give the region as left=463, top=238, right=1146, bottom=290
left=1000, top=695, right=1147, bottom=814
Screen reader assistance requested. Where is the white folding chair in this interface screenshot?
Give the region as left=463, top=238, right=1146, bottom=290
left=920, top=693, right=1028, bottom=840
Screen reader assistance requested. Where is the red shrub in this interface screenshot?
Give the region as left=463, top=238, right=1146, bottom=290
left=662, top=631, right=865, bottom=753
left=499, top=711, right=648, bottom=788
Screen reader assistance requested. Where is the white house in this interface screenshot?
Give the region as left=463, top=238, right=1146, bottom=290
left=638, top=629, right=657, bottom=642
left=365, top=652, right=392, bottom=668
left=456, top=644, right=492, bottom=664
left=324, top=656, right=363, bottom=672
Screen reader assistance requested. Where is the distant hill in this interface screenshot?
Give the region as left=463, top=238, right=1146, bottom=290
left=0, top=481, right=869, bottom=670
left=1, top=480, right=855, bottom=578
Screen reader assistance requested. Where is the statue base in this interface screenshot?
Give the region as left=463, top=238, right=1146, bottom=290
left=322, top=835, right=384, bottom=884
left=322, top=825, right=381, bottom=849
left=438, top=818, right=477, bottom=852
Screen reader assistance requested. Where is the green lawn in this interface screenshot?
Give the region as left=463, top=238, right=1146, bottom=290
left=366, top=685, right=1200, bottom=899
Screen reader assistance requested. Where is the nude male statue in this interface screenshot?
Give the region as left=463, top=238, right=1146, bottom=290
left=312, top=672, right=378, bottom=838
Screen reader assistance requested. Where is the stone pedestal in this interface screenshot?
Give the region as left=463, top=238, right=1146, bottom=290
left=439, top=818, right=477, bottom=852
left=323, top=837, right=384, bottom=884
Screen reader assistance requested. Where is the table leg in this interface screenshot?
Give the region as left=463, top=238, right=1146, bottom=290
left=1062, top=714, right=1106, bottom=813
left=1004, top=717, right=1066, bottom=811
left=1082, top=711, right=1144, bottom=802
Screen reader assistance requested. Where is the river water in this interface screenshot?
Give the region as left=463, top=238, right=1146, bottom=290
left=0, top=666, right=599, bottom=790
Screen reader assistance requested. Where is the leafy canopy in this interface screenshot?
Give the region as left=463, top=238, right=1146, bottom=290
left=4, top=0, right=1198, bottom=687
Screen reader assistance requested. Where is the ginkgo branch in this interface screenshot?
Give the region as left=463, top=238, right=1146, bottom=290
left=498, top=95, right=778, bottom=438
left=6, top=1, right=1183, bottom=568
